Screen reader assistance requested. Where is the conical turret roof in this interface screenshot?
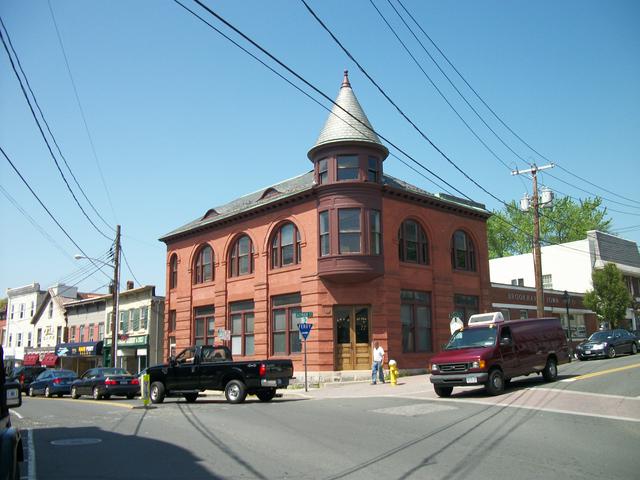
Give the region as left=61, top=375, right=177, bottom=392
left=308, top=71, right=388, bottom=159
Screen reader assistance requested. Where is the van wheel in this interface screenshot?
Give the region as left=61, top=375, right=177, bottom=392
left=434, top=386, right=453, bottom=398
left=485, top=370, right=505, bottom=396
left=225, top=379, right=247, bottom=404
left=542, top=358, right=558, bottom=382
left=607, top=346, right=616, bottom=359
left=150, top=382, right=165, bottom=404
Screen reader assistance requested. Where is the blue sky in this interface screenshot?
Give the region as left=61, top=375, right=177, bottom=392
left=1, top=0, right=639, bottom=297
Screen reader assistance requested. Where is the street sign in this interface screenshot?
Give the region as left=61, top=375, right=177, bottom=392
left=295, top=311, right=313, bottom=319
left=298, top=323, right=313, bottom=340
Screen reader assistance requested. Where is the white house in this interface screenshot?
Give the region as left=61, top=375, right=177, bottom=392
left=490, top=230, right=640, bottom=329
left=3, top=282, right=47, bottom=366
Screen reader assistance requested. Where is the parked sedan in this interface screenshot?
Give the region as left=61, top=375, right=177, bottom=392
left=576, top=329, right=639, bottom=360
left=28, top=369, right=77, bottom=398
left=70, top=368, right=140, bottom=400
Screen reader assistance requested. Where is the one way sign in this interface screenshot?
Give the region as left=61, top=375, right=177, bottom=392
left=298, top=322, right=313, bottom=340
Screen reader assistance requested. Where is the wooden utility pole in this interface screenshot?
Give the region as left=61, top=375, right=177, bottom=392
left=111, top=225, right=121, bottom=368
left=512, top=164, right=555, bottom=318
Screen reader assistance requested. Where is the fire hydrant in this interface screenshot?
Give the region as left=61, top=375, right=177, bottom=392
left=389, top=359, right=399, bottom=386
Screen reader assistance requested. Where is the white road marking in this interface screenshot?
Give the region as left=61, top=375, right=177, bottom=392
left=531, top=387, right=640, bottom=401
left=372, top=403, right=458, bottom=416
left=10, top=409, right=24, bottom=419
left=28, top=429, right=37, bottom=480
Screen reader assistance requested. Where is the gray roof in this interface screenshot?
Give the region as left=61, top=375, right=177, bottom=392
left=308, top=71, right=387, bottom=159
left=160, top=171, right=488, bottom=242
left=590, top=230, right=640, bottom=268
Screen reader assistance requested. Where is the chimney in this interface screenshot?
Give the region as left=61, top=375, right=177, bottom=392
left=126, top=281, right=134, bottom=290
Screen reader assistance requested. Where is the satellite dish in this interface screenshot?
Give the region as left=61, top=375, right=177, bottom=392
left=450, top=317, right=464, bottom=335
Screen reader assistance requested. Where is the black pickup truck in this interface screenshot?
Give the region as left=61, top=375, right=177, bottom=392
left=145, top=345, right=294, bottom=404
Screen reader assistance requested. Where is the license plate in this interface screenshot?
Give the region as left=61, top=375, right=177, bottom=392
left=585, top=350, right=591, bottom=354
left=466, top=377, right=478, bottom=384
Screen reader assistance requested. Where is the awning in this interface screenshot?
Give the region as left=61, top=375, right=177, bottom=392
left=55, top=341, right=103, bottom=358
left=41, top=353, right=59, bottom=367
left=23, top=353, right=41, bottom=366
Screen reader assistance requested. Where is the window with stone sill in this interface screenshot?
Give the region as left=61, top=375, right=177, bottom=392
left=399, top=219, right=429, bottom=265
left=339, top=208, right=361, bottom=254
left=170, top=254, right=178, bottom=289
left=229, top=235, right=254, bottom=277
left=319, top=211, right=330, bottom=256
left=367, top=156, right=380, bottom=183
left=451, top=230, right=476, bottom=271
left=272, top=293, right=302, bottom=355
left=230, top=300, right=254, bottom=356
left=193, top=245, right=213, bottom=284
left=194, top=305, right=215, bottom=346
left=271, top=222, right=302, bottom=269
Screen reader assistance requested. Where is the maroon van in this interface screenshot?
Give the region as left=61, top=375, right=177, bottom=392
left=429, top=313, right=570, bottom=397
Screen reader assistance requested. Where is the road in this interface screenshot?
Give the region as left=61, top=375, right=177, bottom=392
left=11, top=355, right=640, bottom=480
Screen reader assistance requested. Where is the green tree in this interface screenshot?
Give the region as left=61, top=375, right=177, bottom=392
left=583, top=263, right=632, bottom=328
left=488, top=196, right=612, bottom=258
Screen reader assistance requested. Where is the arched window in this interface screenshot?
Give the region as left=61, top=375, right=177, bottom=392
left=398, top=220, right=429, bottom=264
left=271, top=223, right=301, bottom=268
left=452, top=230, right=476, bottom=271
left=193, top=245, right=213, bottom=284
left=230, top=235, right=254, bottom=277
left=169, top=254, right=178, bottom=289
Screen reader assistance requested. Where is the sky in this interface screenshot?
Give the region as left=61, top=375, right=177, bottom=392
left=1, top=0, right=639, bottom=298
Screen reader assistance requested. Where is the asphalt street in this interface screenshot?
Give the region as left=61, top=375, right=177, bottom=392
left=11, top=355, right=640, bottom=480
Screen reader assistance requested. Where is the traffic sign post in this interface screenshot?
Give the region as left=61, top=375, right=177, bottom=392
left=298, top=322, right=313, bottom=392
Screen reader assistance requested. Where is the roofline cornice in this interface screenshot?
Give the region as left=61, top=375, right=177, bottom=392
left=382, top=186, right=491, bottom=219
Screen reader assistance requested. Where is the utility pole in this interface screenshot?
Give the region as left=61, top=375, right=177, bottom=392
left=111, top=225, right=121, bottom=368
left=512, top=164, right=555, bottom=318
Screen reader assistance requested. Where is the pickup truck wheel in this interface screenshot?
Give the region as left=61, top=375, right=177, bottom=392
left=71, top=386, right=79, bottom=399
left=434, top=386, right=453, bottom=398
left=256, top=388, right=276, bottom=402
left=225, top=379, right=247, bottom=404
left=150, top=382, right=165, bottom=404
left=542, top=358, right=558, bottom=382
left=485, top=369, right=505, bottom=396
left=184, top=393, right=198, bottom=403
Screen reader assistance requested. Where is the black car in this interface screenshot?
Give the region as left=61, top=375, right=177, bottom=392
left=7, top=366, right=46, bottom=393
left=576, top=329, right=639, bottom=360
left=1, top=346, right=24, bottom=480
left=28, top=369, right=77, bottom=398
left=70, top=368, right=139, bottom=400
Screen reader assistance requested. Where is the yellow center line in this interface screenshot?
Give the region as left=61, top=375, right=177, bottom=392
left=573, top=363, right=640, bottom=381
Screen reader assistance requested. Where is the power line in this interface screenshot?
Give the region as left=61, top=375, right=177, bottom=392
left=179, top=0, right=471, bottom=200
left=182, top=1, right=598, bottom=259
left=121, top=246, right=142, bottom=287
left=46, top=0, right=119, bottom=221
left=0, top=183, right=75, bottom=262
left=394, top=0, right=640, bottom=208
left=1, top=145, right=112, bottom=282
left=0, top=19, right=113, bottom=241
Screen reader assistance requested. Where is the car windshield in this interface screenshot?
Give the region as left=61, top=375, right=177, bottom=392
left=446, top=327, right=497, bottom=350
left=589, top=332, right=613, bottom=342
left=100, top=368, right=130, bottom=376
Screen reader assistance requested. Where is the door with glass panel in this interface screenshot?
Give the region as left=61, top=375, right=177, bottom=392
left=334, top=306, right=370, bottom=370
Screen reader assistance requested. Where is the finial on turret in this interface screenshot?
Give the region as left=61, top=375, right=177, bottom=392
left=341, top=69, right=350, bottom=88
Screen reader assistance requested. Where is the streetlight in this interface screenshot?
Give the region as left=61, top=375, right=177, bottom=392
left=74, top=225, right=121, bottom=368
left=563, top=290, right=573, bottom=361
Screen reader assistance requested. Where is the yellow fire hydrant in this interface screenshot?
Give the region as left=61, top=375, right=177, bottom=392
left=389, top=359, right=399, bottom=386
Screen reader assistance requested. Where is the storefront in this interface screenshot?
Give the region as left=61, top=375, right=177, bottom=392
left=55, top=341, right=104, bottom=375
left=103, top=335, right=148, bottom=374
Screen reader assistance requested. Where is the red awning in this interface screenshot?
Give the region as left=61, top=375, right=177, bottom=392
left=41, top=353, right=59, bottom=367
left=22, top=353, right=41, bottom=366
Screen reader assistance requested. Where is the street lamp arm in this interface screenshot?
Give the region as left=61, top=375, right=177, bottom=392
left=74, top=254, right=115, bottom=268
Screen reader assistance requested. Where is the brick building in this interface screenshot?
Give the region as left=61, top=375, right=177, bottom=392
left=160, top=72, right=492, bottom=379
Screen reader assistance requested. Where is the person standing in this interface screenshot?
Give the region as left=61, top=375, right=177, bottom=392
left=371, top=341, right=385, bottom=384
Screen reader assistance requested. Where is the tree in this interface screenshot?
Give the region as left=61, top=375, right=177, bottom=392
left=583, top=264, right=632, bottom=328
left=487, top=196, right=612, bottom=258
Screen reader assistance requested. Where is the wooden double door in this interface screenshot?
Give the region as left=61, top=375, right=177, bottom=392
left=334, top=306, right=371, bottom=370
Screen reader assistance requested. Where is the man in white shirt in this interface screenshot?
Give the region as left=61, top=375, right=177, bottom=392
left=371, top=341, right=385, bottom=384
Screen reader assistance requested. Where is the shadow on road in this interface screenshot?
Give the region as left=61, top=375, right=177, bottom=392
left=160, top=397, right=305, bottom=405
left=34, top=426, right=219, bottom=479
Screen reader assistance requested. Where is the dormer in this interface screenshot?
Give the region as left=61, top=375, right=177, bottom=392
left=308, top=71, right=388, bottom=186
